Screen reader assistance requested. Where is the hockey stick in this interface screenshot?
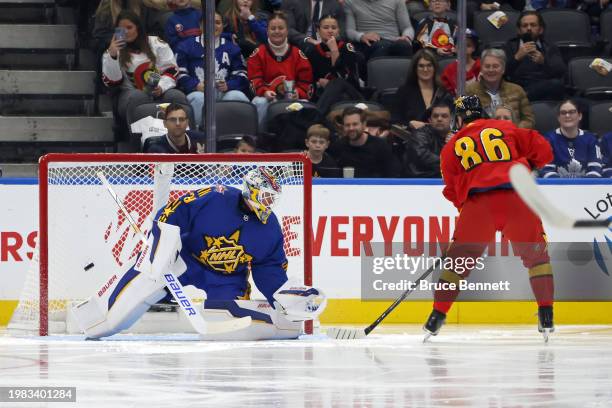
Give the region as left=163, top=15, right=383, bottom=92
left=96, top=171, right=252, bottom=335
left=509, top=164, right=610, bottom=229
left=327, top=262, right=438, bottom=339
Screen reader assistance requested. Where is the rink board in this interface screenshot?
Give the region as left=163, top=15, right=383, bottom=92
left=0, top=178, right=610, bottom=325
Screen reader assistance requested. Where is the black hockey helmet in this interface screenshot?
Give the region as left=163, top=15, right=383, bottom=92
left=454, top=95, right=487, bottom=124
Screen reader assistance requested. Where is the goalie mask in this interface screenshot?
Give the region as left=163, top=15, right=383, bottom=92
left=242, top=167, right=282, bottom=224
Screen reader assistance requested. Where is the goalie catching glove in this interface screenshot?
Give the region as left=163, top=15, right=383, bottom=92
left=273, top=279, right=327, bottom=322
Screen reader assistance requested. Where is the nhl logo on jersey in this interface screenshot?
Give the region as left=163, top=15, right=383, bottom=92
left=198, top=230, right=253, bottom=274
left=175, top=23, right=184, bottom=32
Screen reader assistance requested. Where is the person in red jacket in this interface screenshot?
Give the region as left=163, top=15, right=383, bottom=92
left=440, top=28, right=480, bottom=96
left=247, top=11, right=313, bottom=130
left=423, top=95, right=555, bottom=342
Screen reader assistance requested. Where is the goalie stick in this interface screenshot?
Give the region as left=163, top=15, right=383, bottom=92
left=327, top=262, right=438, bottom=339
left=509, top=164, right=611, bottom=229
left=96, top=171, right=252, bottom=335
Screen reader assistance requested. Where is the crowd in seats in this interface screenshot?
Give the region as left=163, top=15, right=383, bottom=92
left=88, top=0, right=612, bottom=178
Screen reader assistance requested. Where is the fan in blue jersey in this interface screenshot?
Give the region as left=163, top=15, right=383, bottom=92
left=175, top=12, right=250, bottom=128
left=540, top=99, right=602, bottom=178
left=600, top=132, right=612, bottom=178
left=71, top=167, right=326, bottom=340
left=164, top=0, right=202, bottom=49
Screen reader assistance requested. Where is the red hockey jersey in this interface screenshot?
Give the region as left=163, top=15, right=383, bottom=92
left=440, top=119, right=553, bottom=209
left=247, top=44, right=313, bottom=99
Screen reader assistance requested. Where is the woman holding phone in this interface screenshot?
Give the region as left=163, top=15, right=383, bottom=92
left=102, top=10, right=187, bottom=127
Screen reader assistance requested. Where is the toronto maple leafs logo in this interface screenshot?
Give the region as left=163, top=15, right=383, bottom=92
left=558, top=159, right=586, bottom=178
left=197, top=230, right=253, bottom=274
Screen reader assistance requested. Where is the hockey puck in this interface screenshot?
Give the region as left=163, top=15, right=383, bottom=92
left=84, top=262, right=95, bottom=271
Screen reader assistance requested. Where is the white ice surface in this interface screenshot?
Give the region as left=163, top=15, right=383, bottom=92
left=1, top=325, right=612, bottom=407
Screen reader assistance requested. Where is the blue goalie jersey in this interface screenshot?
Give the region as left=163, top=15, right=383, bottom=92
left=151, top=185, right=288, bottom=305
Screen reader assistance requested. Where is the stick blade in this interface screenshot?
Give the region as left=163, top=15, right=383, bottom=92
left=326, top=327, right=367, bottom=340
left=509, top=164, right=574, bottom=228
left=201, top=316, right=252, bottom=335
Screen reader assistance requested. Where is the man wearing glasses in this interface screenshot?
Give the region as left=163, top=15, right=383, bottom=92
left=144, top=103, right=206, bottom=153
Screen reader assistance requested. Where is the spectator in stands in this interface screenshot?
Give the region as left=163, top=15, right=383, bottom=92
left=234, top=135, right=258, bottom=152
left=247, top=12, right=314, bottom=129
left=143, top=103, right=205, bottom=152
left=344, top=0, right=414, bottom=60
left=164, top=0, right=201, bottom=49
left=494, top=104, right=515, bottom=121
left=102, top=10, right=188, bottom=129
left=414, top=0, right=456, bottom=57
left=282, top=0, right=345, bottom=52
left=328, top=107, right=401, bottom=177
left=466, top=48, right=535, bottom=128
left=366, top=109, right=406, bottom=164
left=176, top=12, right=250, bottom=128
left=224, top=0, right=269, bottom=58
left=306, top=15, right=364, bottom=115
left=578, top=0, right=612, bottom=34
left=540, top=99, right=602, bottom=178
left=218, top=0, right=281, bottom=17
left=503, top=11, right=566, bottom=102
left=392, top=49, right=453, bottom=130
left=600, top=132, right=612, bottom=178
left=93, top=0, right=201, bottom=49
left=305, top=124, right=340, bottom=177
left=402, top=102, right=452, bottom=177
left=441, top=28, right=480, bottom=96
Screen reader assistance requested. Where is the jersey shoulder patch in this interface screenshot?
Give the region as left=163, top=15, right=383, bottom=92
left=248, top=47, right=260, bottom=59
left=298, top=49, right=308, bottom=60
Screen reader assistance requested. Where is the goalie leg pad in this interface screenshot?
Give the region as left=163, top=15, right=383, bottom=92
left=198, top=300, right=302, bottom=340
left=71, top=221, right=186, bottom=338
left=71, top=270, right=168, bottom=339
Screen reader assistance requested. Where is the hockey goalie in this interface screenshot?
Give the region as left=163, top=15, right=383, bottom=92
left=70, top=167, right=326, bottom=340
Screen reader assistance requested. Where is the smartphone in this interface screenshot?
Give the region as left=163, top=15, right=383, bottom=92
left=114, top=27, right=127, bottom=42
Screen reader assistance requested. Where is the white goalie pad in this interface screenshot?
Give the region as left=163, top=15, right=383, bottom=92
left=67, top=299, right=303, bottom=340
left=69, top=221, right=185, bottom=338
left=273, top=279, right=327, bottom=322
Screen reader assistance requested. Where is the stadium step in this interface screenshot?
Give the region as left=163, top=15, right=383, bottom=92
left=0, top=0, right=54, bottom=24
left=0, top=113, right=114, bottom=143
left=0, top=24, right=77, bottom=69
left=0, top=70, right=96, bottom=115
left=0, top=163, right=38, bottom=177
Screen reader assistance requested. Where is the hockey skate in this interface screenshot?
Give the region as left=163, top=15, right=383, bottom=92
left=423, top=310, right=446, bottom=342
left=538, top=306, right=554, bottom=343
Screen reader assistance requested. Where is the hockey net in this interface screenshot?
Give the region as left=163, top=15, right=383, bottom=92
left=9, top=153, right=312, bottom=335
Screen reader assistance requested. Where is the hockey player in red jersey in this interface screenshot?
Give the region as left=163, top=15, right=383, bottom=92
left=423, top=95, right=556, bottom=341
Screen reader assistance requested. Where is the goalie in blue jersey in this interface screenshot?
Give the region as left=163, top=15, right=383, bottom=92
left=71, top=167, right=326, bottom=340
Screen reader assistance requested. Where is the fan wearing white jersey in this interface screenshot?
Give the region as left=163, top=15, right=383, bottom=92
left=71, top=167, right=326, bottom=340
left=102, top=10, right=188, bottom=126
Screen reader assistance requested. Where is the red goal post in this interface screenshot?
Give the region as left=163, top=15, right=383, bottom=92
left=11, top=153, right=312, bottom=336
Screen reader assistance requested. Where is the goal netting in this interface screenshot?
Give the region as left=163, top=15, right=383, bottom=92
left=9, top=153, right=312, bottom=335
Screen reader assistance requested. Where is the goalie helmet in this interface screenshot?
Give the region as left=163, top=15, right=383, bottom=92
left=453, top=95, right=488, bottom=127
left=242, top=167, right=282, bottom=224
